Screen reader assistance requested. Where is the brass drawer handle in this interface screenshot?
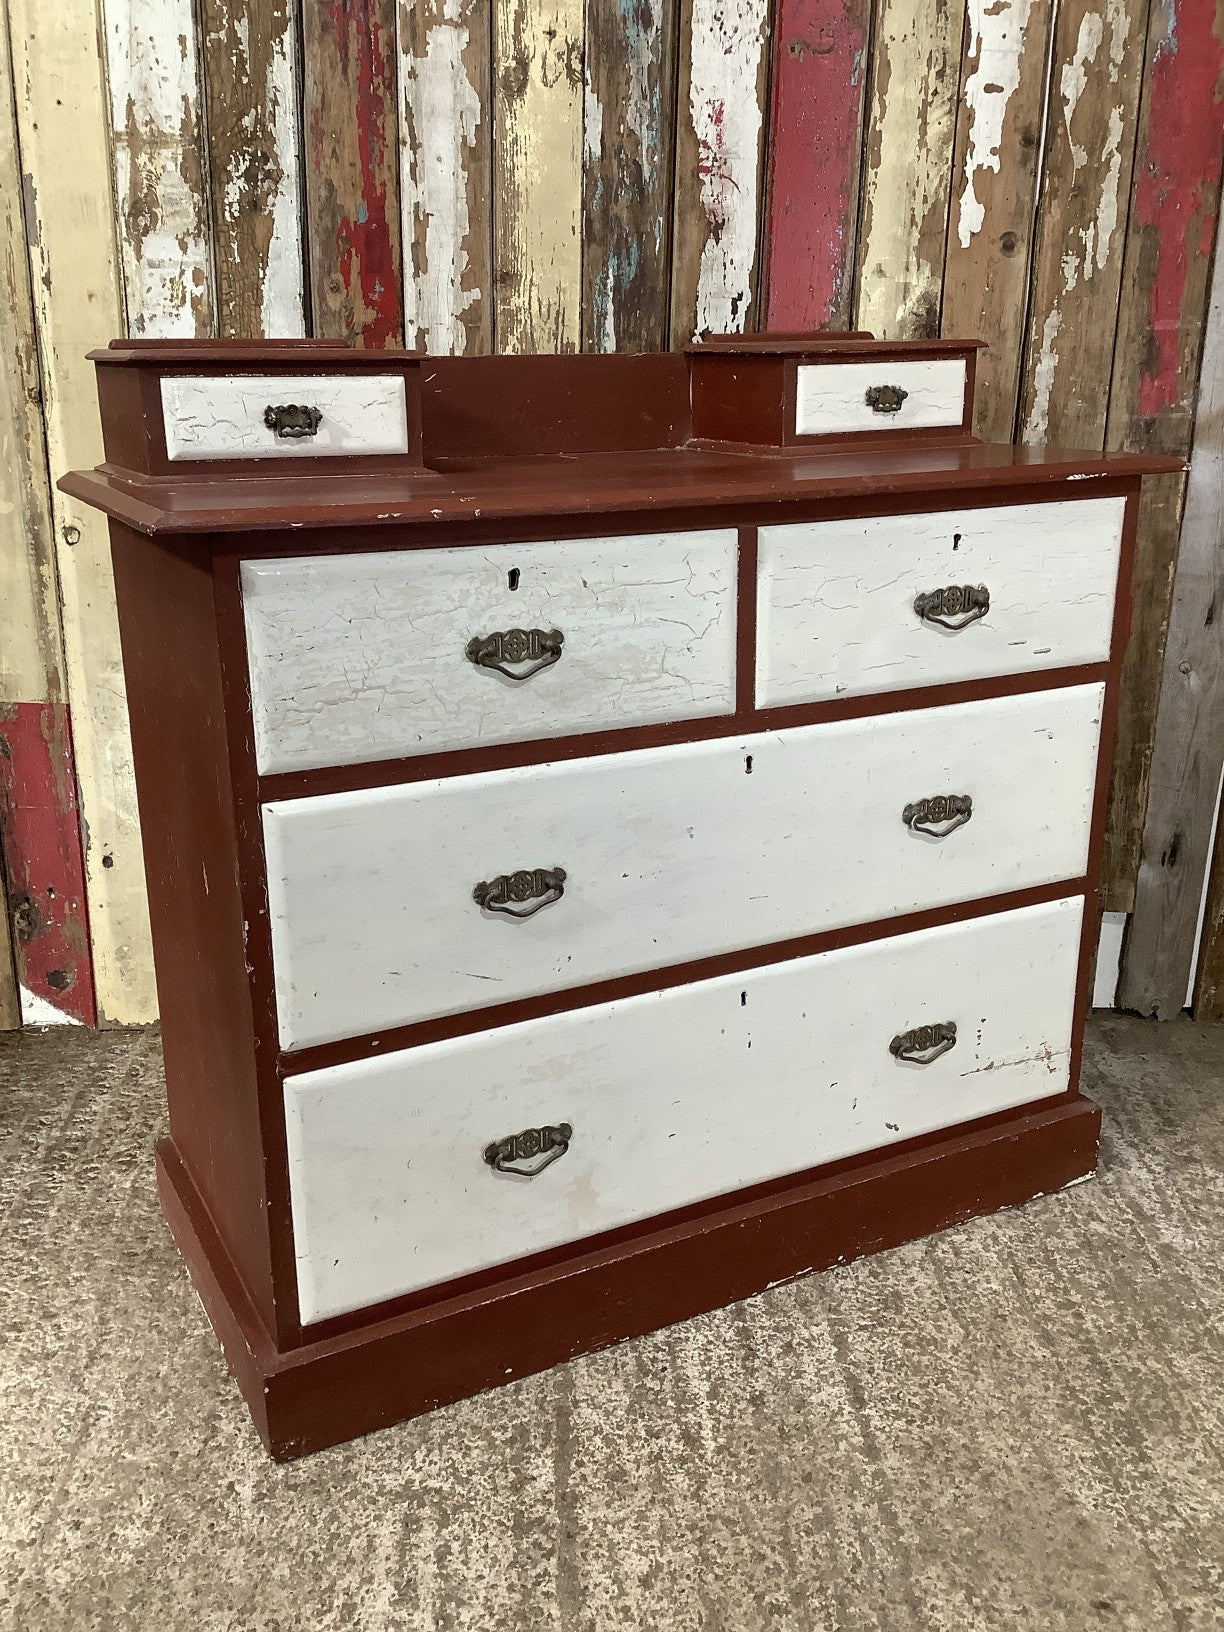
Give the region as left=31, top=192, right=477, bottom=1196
left=264, top=403, right=322, bottom=439
left=466, top=627, right=564, bottom=680
left=891, top=1022, right=957, bottom=1065
left=914, top=584, right=989, bottom=630
left=865, top=384, right=909, bottom=414
left=903, top=794, right=973, bottom=838
left=474, top=866, right=566, bottom=918
left=484, top=1123, right=572, bottom=1177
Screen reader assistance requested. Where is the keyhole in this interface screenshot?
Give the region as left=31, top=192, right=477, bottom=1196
left=508, top=567, right=520, bottom=590
left=745, top=755, right=753, bottom=774
left=952, top=533, right=962, bottom=551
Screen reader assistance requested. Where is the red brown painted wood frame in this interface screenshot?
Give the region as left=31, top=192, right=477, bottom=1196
left=188, top=476, right=1141, bottom=1355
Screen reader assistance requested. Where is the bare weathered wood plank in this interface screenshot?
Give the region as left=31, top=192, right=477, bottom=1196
left=493, top=0, right=584, bottom=353
left=303, top=0, right=403, bottom=347
left=855, top=0, right=966, bottom=339
left=941, top=0, right=1054, bottom=441
left=201, top=0, right=306, bottom=337
left=1120, top=205, right=1224, bottom=1017
left=398, top=0, right=493, bottom=353
left=670, top=0, right=772, bottom=344
left=582, top=0, right=678, bottom=352
left=8, top=0, right=156, bottom=1024
left=0, top=865, right=17, bottom=1030
left=761, top=0, right=872, bottom=331
left=101, top=0, right=214, bottom=337
left=1099, top=0, right=1224, bottom=910
left=1018, top=0, right=1149, bottom=449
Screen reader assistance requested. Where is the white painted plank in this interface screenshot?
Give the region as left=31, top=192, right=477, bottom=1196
left=285, top=895, right=1086, bottom=1322
left=757, top=496, right=1125, bottom=707
left=242, top=529, right=738, bottom=773
left=264, top=685, right=1103, bottom=1047
left=795, top=358, right=967, bottom=436
left=161, top=374, right=409, bottom=460
left=101, top=0, right=213, bottom=337
left=1093, top=911, right=1126, bottom=1007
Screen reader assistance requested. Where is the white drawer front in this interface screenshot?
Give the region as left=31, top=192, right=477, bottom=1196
left=795, top=357, right=967, bottom=436
left=285, top=895, right=1085, bottom=1323
left=757, top=496, right=1124, bottom=708
left=264, top=684, right=1103, bottom=1049
left=242, top=530, right=738, bottom=774
left=161, top=373, right=409, bottom=461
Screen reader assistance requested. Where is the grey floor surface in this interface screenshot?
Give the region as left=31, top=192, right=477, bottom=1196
left=1, top=1015, right=1222, bottom=1631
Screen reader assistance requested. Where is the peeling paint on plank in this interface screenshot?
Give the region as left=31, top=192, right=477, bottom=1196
left=671, top=0, right=772, bottom=344
left=399, top=0, right=492, bottom=354
left=201, top=0, right=306, bottom=337
left=102, top=0, right=214, bottom=337
left=855, top=0, right=966, bottom=339
left=763, top=0, right=871, bottom=332
left=304, top=0, right=404, bottom=348
left=582, top=0, right=677, bottom=352
left=493, top=0, right=584, bottom=353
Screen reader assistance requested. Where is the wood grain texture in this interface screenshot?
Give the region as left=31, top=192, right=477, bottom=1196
left=303, top=0, right=403, bottom=347
left=1018, top=0, right=1149, bottom=448
left=941, top=0, right=1054, bottom=442
left=763, top=0, right=872, bottom=332
left=0, top=864, right=16, bottom=1030
left=582, top=0, right=678, bottom=351
left=1120, top=207, right=1224, bottom=1017
left=8, top=0, right=155, bottom=1025
left=1099, top=0, right=1224, bottom=910
left=855, top=0, right=966, bottom=339
left=493, top=0, right=584, bottom=352
left=201, top=0, right=306, bottom=337
left=398, top=0, right=492, bottom=353
left=670, top=0, right=772, bottom=344
left=101, top=0, right=214, bottom=338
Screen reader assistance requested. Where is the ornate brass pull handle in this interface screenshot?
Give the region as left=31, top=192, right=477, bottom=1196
left=903, top=794, right=973, bottom=838
left=474, top=866, right=566, bottom=918
left=466, top=627, right=564, bottom=680
left=890, top=1022, right=957, bottom=1065
left=484, top=1123, right=572, bottom=1177
left=914, top=584, right=989, bottom=630
left=264, top=403, right=322, bottom=439
left=865, top=384, right=909, bottom=414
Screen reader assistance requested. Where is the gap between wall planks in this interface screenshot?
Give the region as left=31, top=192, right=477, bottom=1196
left=398, top=0, right=493, bottom=353
left=1122, top=203, right=1224, bottom=1020
left=200, top=0, right=306, bottom=338
left=303, top=0, right=404, bottom=348
left=7, top=0, right=155, bottom=1027
left=0, top=8, right=96, bottom=1026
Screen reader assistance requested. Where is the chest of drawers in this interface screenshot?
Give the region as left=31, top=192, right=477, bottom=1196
left=64, top=335, right=1178, bottom=1459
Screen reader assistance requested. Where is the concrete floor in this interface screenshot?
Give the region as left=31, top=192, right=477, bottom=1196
left=1, top=1017, right=1222, bottom=1631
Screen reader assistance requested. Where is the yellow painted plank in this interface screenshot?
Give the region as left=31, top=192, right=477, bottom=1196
left=8, top=0, right=157, bottom=1024
left=493, top=0, right=584, bottom=352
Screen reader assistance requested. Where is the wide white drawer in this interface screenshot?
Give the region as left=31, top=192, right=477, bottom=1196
left=241, top=530, right=738, bottom=774
left=757, top=495, right=1125, bottom=707
left=264, top=683, right=1103, bottom=1049
left=160, top=373, right=410, bottom=461
left=284, top=895, right=1085, bottom=1323
left=795, top=357, right=967, bottom=436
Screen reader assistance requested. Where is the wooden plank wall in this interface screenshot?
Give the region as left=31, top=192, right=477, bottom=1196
left=3, top=0, right=1222, bottom=1018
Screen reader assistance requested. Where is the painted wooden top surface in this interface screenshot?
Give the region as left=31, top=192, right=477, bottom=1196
left=63, top=440, right=1182, bottom=536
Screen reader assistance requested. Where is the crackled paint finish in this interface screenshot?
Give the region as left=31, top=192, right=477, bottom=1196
left=201, top=0, right=305, bottom=337
left=856, top=0, right=965, bottom=339
left=102, top=0, right=213, bottom=337
left=942, top=0, right=1053, bottom=442
left=671, top=0, right=771, bottom=343
left=1020, top=0, right=1146, bottom=447
left=763, top=0, right=871, bottom=331
left=493, top=0, right=584, bottom=353
left=399, top=0, right=492, bottom=354
left=582, top=0, right=677, bottom=351
left=304, top=0, right=404, bottom=347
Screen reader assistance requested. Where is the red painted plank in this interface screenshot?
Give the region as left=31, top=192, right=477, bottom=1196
left=0, top=700, right=97, bottom=1024
left=762, top=0, right=872, bottom=332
